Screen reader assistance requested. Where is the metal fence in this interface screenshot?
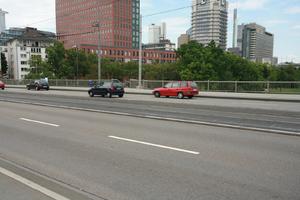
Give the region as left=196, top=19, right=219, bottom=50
left=126, top=80, right=300, bottom=94
left=4, top=79, right=300, bottom=94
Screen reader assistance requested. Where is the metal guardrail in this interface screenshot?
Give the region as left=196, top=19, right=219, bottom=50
left=3, top=79, right=300, bottom=94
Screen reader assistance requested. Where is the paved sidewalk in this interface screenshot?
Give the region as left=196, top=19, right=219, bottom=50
left=6, top=85, right=300, bottom=102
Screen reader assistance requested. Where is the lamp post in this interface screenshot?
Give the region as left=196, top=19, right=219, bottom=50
left=138, top=15, right=143, bottom=88
left=93, top=23, right=101, bottom=83
left=72, top=44, right=79, bottom=86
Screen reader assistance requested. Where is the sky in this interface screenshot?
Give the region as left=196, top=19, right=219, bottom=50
left=1, top=0, right=300, bottom=63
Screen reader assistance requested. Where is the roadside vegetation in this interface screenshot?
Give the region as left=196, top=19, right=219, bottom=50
left=25, top=41, right=300, bottom=82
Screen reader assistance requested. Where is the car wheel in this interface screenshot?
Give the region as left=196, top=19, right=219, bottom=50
left=1, top=88, right=4, bottom=90
left=88, top=91, right=94, bottom=97
left=177, top=92, right=184, bottom=99
left=27, top=87, right=30, bottom=90
left=188, top=96, right=193, bottom=99
left=107, top=92, right=112, bottom=98
left=166, top=96, right=169, bottom=98
left=35, top=85, right=40, bottom=91
left=119, top=94, right=124, bottom=98
left=101, top=95, right=105, bottom=97
left=154, top=91, right=160, bottom=98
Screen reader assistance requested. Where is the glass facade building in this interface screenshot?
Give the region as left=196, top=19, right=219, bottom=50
left=56, top=0, right=140, bottom=49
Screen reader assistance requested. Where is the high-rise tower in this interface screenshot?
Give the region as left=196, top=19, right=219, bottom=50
left=56, top=0, right=140, bottom=49
left=232, top=8, right=237, bottom=48
left=0, top=9, right=8, bottom=33
left=191, top=0, right=228, bottom=50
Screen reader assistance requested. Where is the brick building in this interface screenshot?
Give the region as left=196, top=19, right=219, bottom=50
left=55, top=0, right=176, bottom=63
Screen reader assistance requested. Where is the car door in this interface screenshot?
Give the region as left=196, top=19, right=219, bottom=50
left=180, top=81, right=189, bottom=94
left=170, top=81, right=180, bottom=96
left=161, top=82, right=172, bottom=96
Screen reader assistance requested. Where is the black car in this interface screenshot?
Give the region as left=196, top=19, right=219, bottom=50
left=26, top=79, right=49, bottom=91
left=88, top=80, right=124, bottom=98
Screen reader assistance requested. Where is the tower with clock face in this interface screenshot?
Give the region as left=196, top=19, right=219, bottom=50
left=191, top=0, right=228, bottom=49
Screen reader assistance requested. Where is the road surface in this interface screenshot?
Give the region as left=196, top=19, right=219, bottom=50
left=0, top=96, right=299, bottom=199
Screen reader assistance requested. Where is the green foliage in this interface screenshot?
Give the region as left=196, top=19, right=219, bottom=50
left=25, top=41, right=300, bottom=81
left=1, top=53, right=8, bottom=75
left=177, top=41, right=300, bottom=81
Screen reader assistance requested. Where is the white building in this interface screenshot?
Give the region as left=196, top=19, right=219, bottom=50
left=149, top=24, right=161, bottom=44
left=5, top=27, right=54, bottom=79
left=148, top=22, right=167, bottom=44
left=160, top=22, right=166, bottom=40
left=0, top=9, right=8, bottom=33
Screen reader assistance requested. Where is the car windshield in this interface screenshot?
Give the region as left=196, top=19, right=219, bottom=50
left=102, top=82, right=112, bottom=87
left=164, top=82, right=172, bottom=88
left=191, top=82, right=198, bottom=89
left=40, top=79, right=48, bottom=84
left=113, top=82, right=123, bottom=87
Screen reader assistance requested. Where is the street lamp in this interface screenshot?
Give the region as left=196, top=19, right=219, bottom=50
left=72, top=44, right=79, bottom=82
left=92, top=22, right=101, bottom=83
left=138, top=15, right=143, bottom=88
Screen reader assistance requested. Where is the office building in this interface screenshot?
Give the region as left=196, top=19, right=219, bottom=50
left=160, top=22, right=166, bottom=40
left=241, top=23, right=274, bottom=63
left=56, top=0, right=140, bottom=49
left=149, top=24, right=161, bottom=44
left=232, top=8, right=237, bottom=48
left=178, top=34, right=190, bottom=48
left=148, top=22, right=167, bottom=44
left=143, top=39, right=175, bottom=51
left=0, top=9, right=8, bottom=33
left=56, top=1, right=176, bottom=64
left=237, top=24, right=245, bottom=51
left=191, top=0, right=228, bottom=50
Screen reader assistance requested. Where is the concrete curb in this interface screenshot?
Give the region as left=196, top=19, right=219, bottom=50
left=6, top=85, right=300, bottom=103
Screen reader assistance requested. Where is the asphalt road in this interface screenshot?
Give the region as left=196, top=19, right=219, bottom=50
left=0, top=101, right=300, bottom=200
left=0, top=89, right=300, bottom=133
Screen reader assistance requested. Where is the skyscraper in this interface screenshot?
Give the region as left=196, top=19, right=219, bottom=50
left=241, top=23, right=274, bottom=63
left=232, top=8, right=237, bottom=48
left=55, top=0, right=140, bottom=49
left=148, top=24, right=161, bottom=44
left=0, top=9, right=8, bottom=33
left=191, top=0, right=228, bottom=49
left=148, top=22, right=167, bottom=44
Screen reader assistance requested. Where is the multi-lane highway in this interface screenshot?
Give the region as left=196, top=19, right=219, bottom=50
left=0, top=89, right=300, bottom=200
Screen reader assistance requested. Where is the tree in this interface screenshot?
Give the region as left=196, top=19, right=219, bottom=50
left=1, top=53, right=8, bottom=76
left=46, top=41, right=70, bottom=78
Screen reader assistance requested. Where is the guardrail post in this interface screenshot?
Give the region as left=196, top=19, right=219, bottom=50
left=235, top=81, right=238, bottom=93
left=267, top=81, right=270, bottom=93
left=207, top=80, right=210, bottom=92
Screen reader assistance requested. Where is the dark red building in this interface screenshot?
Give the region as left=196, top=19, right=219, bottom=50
left=56, top=0, right=140, bottom=49
left=55, top=0, right=176, bottom=63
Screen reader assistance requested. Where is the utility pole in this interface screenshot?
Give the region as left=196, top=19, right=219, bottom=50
left=93, top=22, right=101, bottom=83
left=72, top=44, right=79, bottom=84
left=76, top=45, right=79, bottom=85
left=138, top=15, right=142, bottom=88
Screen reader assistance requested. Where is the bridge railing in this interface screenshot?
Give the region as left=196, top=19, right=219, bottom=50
left=3, top=79, right=300, bottom=94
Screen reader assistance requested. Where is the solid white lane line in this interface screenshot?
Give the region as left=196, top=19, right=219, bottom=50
left=20, top=118, right=60, bottom=127
left=0, top=167, right=70, bottom=200
left=109, top=135, right=199, bottom=155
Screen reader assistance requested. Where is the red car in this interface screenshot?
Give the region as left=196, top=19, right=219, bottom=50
left=153, top=81, right=199, bottom=99
left=0, top=81, right=5, bottom=90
